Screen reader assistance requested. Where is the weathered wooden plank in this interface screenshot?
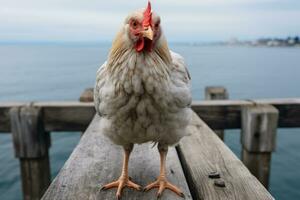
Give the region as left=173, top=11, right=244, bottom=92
left=269, top=103, right=300, bottom=128
left=42, top=115, right=192, bottom=200
left=177, top=112, right=274, bottom=200
left=255, top=100, right=300, bottom=129
left=35, top=102, right=95, bottom=132
left=192, top=101, right=245, bottom=129
left=0, top=102, right=95, bottom=133
left=0, top=102, right=25, bottom=132
left=1, top=98, right=299, bottom=133
left=31, top=98, right=300, bottom=130
left=192, top=99, right=300, bottom=129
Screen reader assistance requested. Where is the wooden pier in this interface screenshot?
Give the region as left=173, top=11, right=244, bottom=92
left=1, top=88, right=299, bottom=200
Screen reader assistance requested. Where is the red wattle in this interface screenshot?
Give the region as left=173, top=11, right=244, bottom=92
left=135, top=38, right=144, bottom=52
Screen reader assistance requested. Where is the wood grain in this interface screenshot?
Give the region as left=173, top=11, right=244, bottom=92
left=241, top=104, right=278, bottom=189
left=241, top=105, right=278, bottom=152
left=192, top=99, right=300, bottom=129
left=0, top=102, right=95, bottom=132
left=42, top=115, right=192, bottom=200
left=0, top=102, right=25, bottom=132
left=241, top=150, right=271, bottom=189
left=35, top=102, right=95, bottom=132
left=10, top=105, right=51, bottom=200
left=177, top=112, right=274, bottom=200
left=10, top=106, right=50, bottom=158
left=21, top=157, right=51, bottom=200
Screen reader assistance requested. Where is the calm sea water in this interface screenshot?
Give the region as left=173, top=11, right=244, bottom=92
left=0, top=44, right=299, bottom=200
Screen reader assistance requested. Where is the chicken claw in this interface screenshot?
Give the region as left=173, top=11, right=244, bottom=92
left=144, top=145, right=184, bottom=198
left=101, top=147, right=141, bottom=199
left=102, top=176, right=141, bottom=199
left=144, top=178, right=184, bottom=198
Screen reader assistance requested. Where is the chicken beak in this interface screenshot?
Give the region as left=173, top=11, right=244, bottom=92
left=142, top=26, right=154, bottom=40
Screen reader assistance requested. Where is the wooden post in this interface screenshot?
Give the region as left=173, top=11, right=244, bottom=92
left=79, top=88, right=94, bottom=136
left=10, top=105, right=51, bottom=200
left=241, top=104, right=278, bottom=189
left=79, top=88, right=94, bottom=102
left=205, top=86, right=228, bottom=140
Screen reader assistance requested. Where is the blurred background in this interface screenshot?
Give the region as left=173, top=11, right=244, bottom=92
left=0, top=0, right=299, bottom=199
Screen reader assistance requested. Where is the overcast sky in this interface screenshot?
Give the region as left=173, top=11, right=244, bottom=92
left=0, top=0, right=299, bottom=42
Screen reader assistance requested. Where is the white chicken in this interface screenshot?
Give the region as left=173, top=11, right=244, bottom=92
left=94, top=1, right=192, bottom=199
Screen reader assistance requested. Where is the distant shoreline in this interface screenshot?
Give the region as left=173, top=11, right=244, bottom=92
left=0, top=40, right=300, bottom=48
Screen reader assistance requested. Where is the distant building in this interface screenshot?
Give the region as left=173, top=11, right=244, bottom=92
left=287, top=38, right=295, bottom=45
left=224, top=35, right=300, bottom=47
left=267, top=40, right=280, bottom=47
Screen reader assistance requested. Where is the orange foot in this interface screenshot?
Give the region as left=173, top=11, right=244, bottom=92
left=101, top=177, right=141, bottom=199
left=144, top=178, right=184, bottom=198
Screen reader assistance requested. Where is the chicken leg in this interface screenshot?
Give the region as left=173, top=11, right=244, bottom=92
left=144, top=144, right=184, bottom=198
left=101, top=144, right=141, bottom=199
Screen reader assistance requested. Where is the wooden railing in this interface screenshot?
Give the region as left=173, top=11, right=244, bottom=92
left=0, top=101, right=95, bottom=200
left=192, top=98, right=300, bottom=129
left=0, top=102, right=95, bottom=133
left=1, top=97, right=299, bottom=199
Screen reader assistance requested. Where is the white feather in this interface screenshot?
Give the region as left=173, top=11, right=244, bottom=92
left=94, top=37, right=192, bottom=147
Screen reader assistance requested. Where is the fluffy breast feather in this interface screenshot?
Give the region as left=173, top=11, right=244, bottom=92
left=94, top=50, right=192, bottom=146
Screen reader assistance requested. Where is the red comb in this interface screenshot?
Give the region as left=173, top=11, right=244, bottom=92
left=143, top=1, right=152, bottom=27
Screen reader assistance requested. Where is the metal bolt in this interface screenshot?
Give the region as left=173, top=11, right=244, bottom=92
left=208, top=171, right=220, bottom=179
left=214, top=179, right=226, bottom=188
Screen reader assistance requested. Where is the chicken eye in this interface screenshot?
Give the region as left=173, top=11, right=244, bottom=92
left=131, top=21, right=138, bottom=29
left=154, top=23, right=160, bottom=29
